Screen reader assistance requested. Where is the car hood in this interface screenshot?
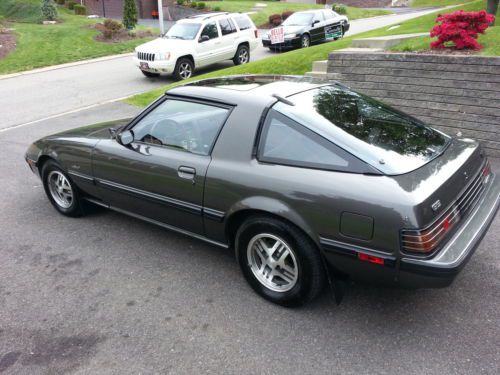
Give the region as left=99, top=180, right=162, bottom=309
left=136, top=37, right=189, bottom=53
left=48, top=118, right=132, bottom=140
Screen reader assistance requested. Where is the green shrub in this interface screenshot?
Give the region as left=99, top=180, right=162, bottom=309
left=123, top=0, right=138, bottom=29
left=176, top=0, right=185, bottom=5
left=333, top=4, right=347, bottom=15
left=41, top=0, right=58, bottom=21
left=104, top=18, right=123, bottom=32
left=197, top=2, right=205, bottom=9
left=213, top=6, right=221, bottom=11
left=65, top=0, right=76, bottom=10
left=74, top=4, right=86, bottom=15
left=56, top=0, right=65, bottom=5
left=190, top=2, right=198, bottom=8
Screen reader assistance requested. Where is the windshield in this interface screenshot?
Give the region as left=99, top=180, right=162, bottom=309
left=279, top=86, right=450, bottom=175
left=282, top=13, right=314, bottom=26
left=165, top=23, right=201, bottom=40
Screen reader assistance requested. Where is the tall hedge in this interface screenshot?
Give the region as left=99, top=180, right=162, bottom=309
left=123, top=0, right=138, bottom=29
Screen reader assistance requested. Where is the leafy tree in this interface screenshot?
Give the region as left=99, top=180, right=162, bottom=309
left=487, top=0, right=499, bottom=25
left=123, top=0, right=138, bottom=29
left=41, top=0, right=58, bottom=21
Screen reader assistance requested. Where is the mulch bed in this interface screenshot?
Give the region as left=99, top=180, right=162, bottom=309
left=0, top=28, right=16, bottom=60
left=88, top=23, right=154, bottom=43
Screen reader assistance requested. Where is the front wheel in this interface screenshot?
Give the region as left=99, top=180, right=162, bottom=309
left=235, top=216, right=325, bottom=307
left=300, top=34, right=310, bottom=48
left=173, top=58, right=194, bottom=81
left=233, top=44, right=250, bottom=65
left=41, top=160, right=84, bottom=217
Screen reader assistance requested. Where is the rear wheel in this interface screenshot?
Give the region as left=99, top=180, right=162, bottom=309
left=141, top=70, right=160, bottom=78
left=233, top=44, right=250, bottom=65
left=235, top=216, right=325, bottom=307
left=173, top=58, right=194, bottom=81
left=41, top=160, right=84, bottom=217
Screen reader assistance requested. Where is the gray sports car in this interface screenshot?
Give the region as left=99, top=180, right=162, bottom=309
left=25, top=75, right=500, bottom=307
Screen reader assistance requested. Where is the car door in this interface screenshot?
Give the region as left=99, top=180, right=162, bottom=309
left=217, top=18, right=239, bottom=60
left=309, top=12, right=325, bottom=44
left=323, top=10, right=343, bottom=41
left=195, top=21, right=222, bottom=66
left=92, top=98, right=232, bottom=235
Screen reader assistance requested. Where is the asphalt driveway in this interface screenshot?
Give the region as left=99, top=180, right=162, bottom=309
left=0, top=102, right=499, bottom=374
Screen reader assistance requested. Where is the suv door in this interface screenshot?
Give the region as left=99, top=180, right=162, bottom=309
left=92, top=98, right=231, bottom=235
left=196, top=21, right=222, bottom=66
left=217, top=18, right=239, bottom=60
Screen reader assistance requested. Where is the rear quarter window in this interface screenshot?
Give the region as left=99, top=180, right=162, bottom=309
left=233, top=15, right=252, bottom=31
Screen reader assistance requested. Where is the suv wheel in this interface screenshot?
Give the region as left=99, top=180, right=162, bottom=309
left=173, top=58, right=194, bottom=81
left=141, top=70, right=160, bottom=78
left=41, top=160, right=84, bottom=217
left=235, top=216, right=325, bottom=307
left=233, top=44, right=250, bottom=65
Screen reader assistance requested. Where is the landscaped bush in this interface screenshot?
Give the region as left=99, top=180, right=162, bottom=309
left=73, top=4, right=86, bottom=15
left=213, top=6, right=221, bottom=11
left=281, top=11, right=294, bottom=20
left=268, top=13, right=282, bottom=26
left=123, top=0, right=138, bottom=29
left=64, top=0, right=76, bottom=10
left=190, top=2, right=198, bottom=8
left=197, top=2, right=206, bottom=9
left=176, top=0, right=185, bottom=5
left=41, top=0, right=58, bottom=21
left=56, top=0, right=65, bottom=5
left=103, top=18, right=123, bottom=39
left=333, top=4, right=347, bottom=15
left=430, top=10, right=495, bottom=50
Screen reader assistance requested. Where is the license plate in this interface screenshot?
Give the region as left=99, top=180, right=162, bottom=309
left=140, top=62, right=149, bottom=70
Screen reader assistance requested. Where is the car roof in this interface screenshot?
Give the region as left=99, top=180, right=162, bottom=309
left=178, top=12, right=249, bottom=24
left=167, top=75, right=335, bottom=106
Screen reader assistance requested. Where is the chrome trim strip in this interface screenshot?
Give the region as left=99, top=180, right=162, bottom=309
left=96, top=178, right=203, bottom=215
left=203, top=207, right=225, bottom=222
left=68, top=170, right=95, bottom=182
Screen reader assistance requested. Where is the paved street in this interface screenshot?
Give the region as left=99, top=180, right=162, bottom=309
left=0, top=8, right=444, bottom=131
left=0, top=102, right=499, bottom=374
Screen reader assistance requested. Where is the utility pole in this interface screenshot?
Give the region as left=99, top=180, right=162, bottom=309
left=157, top=0, right=165, bottom=35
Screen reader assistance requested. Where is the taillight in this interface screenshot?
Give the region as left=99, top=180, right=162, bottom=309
left=254, top=29, right=259, bottom=38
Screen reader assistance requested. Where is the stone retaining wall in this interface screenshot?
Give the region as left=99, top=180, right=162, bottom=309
left=327, top=52, right=500, bottom=157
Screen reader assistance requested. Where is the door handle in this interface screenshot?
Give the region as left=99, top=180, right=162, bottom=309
left=178, top=166, right=196, bottom=180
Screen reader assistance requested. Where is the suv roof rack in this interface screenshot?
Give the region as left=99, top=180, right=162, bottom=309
left=186, top=12, right=230, bottom=20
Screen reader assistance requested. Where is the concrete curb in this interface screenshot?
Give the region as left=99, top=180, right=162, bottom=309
left=0, top=52, right=134, bottom=81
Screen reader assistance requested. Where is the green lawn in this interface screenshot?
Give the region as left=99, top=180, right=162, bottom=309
left=0, top=7, right=155, bottom=74
left=126, top=0, right=499, bottom=107
left=411, top=0, right=475, bottom=7
left=205, top=1, right=392, bottom=27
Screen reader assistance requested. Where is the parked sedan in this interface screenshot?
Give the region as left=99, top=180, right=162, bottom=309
left=25, top=75, right=499, bottom=307
left=262, top=9, right=349, bottom=50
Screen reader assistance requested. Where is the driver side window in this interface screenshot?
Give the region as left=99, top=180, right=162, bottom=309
left=132, top=99, right=230, bottom=155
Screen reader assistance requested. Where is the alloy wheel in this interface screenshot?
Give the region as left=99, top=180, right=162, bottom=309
left=238, top=48, right=249, bottom=64
left=47, top=171, right=73, bottom=209
left=246, top=233, right=299, bottom=292
left=179, top=62, right=192, bottom=79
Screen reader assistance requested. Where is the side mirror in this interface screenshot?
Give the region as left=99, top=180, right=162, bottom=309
left=312, top=20, right=320, bottom=26
left=199, top=35, right=209, bottom=43
left=117, top=130, right=134, bottom=146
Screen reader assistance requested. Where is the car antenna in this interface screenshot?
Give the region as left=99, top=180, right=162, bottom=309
left=272, top=94, right=295, bottom=106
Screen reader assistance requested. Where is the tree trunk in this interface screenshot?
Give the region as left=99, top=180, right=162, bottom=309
left=487, top=0, right=499, bottom=25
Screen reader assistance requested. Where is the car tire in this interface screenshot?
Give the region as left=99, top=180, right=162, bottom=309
left=41, top=160, right=84, bottom=217
left=300, top=34, right=310, bottom=48
left=141, top=70, right=160, bottom=78
left=173, top=58, right=194, bottom=81
left=233, top=44, right=250, bottom=65
left=235, top=216, right=325, bottom=307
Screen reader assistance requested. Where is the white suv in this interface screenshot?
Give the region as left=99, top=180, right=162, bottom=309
left=134, top=12, right=259, bottom=80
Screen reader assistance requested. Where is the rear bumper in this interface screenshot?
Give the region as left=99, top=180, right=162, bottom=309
left=399, top=172, right=500, bottom=288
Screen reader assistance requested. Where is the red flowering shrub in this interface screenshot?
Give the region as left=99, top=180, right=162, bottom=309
left=430, top=10, right=495, bottom=50
left=268, top=14, right=282, bottom=26
left=282, top=11, right=294, bottom=21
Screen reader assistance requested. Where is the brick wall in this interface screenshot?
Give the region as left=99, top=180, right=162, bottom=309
left=83, top=0, right=154, bottom=19
left=327, top=52, right=500, bottom=157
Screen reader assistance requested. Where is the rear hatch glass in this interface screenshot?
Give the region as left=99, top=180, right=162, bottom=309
left=282, top=86, right=451, bottom=175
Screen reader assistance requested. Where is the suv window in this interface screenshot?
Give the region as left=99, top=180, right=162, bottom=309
left=219, top=18, right=236, bottom=35
left=233, top=15, right=252, bottom=30
left=132, top=99, right=230, bottom=155
left=200, top=21, right=219, bottom=40
left=258, top=110, right=355, bottom=171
